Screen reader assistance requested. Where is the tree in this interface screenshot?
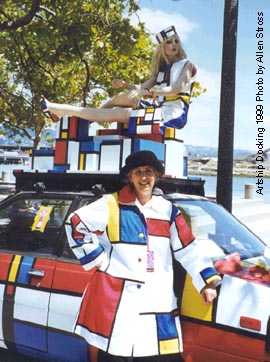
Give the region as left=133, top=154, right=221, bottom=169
left=0, top=0, right=43, bottom=31
left=0, top=0, right=153, bottom=149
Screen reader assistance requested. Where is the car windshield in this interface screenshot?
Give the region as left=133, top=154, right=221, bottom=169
left=172, top=198, right=266, bottom=261
left=0, top=196, right=73, bottom=254
left=0, top=192, right=266, bottom=262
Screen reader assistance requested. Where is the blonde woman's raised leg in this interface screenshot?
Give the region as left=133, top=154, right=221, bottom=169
left=101, top=91, right=138, bottom=109
left=40, top=96, right=131, bottom=124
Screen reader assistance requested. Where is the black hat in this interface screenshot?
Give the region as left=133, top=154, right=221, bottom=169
left=120, top=151, right=165, bottom=177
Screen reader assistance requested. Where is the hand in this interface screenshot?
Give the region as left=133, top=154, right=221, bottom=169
left=125, top=89, right=141, bottom=99
left=128, top=88, right=152, bottom=98
left=201, top=284, right=217, bottom=305
left=112, top=79, right=125, bottom=88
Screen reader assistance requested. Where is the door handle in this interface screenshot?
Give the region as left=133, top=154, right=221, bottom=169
left=28, top=269, right=45, bottom=277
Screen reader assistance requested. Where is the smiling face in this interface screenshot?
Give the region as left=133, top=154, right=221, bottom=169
left=129, top=166, right=158, bottom=205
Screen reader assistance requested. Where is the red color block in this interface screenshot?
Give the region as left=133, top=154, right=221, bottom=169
left=0, top=254, right=13, bottom=281
left=133, top=134, right=163, bottom=143
left=97, top=123, right=124, bottom=136
left=97, top=129, right=121, bottom=136
left=152, top=123, right=160, bottom=134
left=30, top=259, right=57, bottom=289
left=147, top=218, right=170, bottom=237
left=240, top=316, right=261, bottom=331
left=69, top=117, right=79, bottom=139
left=175, top=214, right=195, bottom=246
left=78, top=272, right=124, bottom=337
left=52, top=260, right=93, bottom=294
left=6, top=284, right=15, bottom=295
left=54, top=140, right=67, bottom=164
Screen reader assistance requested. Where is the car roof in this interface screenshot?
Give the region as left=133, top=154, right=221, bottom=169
left=165, top=192, right=209, bottom=201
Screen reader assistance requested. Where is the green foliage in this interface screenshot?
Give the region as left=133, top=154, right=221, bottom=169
left=0, top=0, right=205, bottom=149
left=0, top=0, right=153, bottom=148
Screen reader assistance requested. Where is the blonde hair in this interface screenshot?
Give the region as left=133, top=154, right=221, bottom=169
left=151, top=34, right=187, bottom=77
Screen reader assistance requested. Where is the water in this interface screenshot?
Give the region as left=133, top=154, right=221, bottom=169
left=0, top=164, right=30, bottom=182
left=202, top=175, right=270, bottom=202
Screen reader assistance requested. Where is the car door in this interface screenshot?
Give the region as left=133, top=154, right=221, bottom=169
left=0, top=253, right=57, bottom=352
left=174, top=198, right=270, bottom=362
left=45, top=257, right=95, bottom=362
left=43, top=196, right=97, bottom=362
left=0, top=194, right=73, bottom=353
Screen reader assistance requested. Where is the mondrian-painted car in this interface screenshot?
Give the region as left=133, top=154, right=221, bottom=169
left=0, top=187, right=269, bottom=362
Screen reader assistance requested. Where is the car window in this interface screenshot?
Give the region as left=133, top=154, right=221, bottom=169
left=178, top=203, right=215, bottom=240
left=0, top=197, right=73, bottom=254
left=60, top=195, right=97, bottom=260
left=175, top=199, right=265, bottom=260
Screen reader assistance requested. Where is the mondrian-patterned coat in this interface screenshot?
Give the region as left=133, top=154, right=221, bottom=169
left=65, top=185, right=220, bottom=357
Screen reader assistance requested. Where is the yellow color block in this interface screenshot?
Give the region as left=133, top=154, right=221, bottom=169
left=181, top=274, right=213, bottom=321
left=159, top=338, right=179, bottom=354
left=106, top=193, right=120, bottom=242
left=79, top=154, right=85, bottom=170
left=9, top=255, right=22, bottom=282
left=32, top=206, right=53, bottom=232
left=164, top=127, right=175, bottom=139
left=206, top=275, right=222, bottom=285
left=61, top=131, right=68, bottom=139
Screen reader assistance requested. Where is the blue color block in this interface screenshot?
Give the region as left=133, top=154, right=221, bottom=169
left=14, top=321, right=47, bottom=351
left=80, top=245, right=104, bottom=266
left=132, top=139, right=165, bottom=161
left=17, top=330, right=89, bottom=362
left=47, top=330, right=89, bottom=362
left=156, top=313, right=178, bottom=340
left=52, top=165, right=70, bottom=172
left=77, top=118, right=91, bottom=141
left=17, top=256, right=35, bottom=284
left=81, top=141, right=101, bottom=152
left=33, top=149, right=55, bottom=156
left=128, top=117, right=138, bottom=134
left=183, top=156, right=188, bottom=177
left=120, top=205, right=147, bottom=243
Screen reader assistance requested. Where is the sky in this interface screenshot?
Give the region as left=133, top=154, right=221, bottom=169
left=128, top=0, right=270, bottom=151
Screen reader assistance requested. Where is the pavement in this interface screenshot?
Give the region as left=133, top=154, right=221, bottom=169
left=231, top=197, right=270, bottom=244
